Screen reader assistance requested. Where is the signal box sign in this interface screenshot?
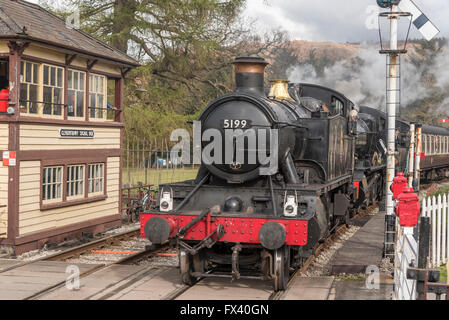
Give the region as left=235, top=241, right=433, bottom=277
left=59, top=129, right=94, bottom=139
left=3, top=151, right=16, bottom=166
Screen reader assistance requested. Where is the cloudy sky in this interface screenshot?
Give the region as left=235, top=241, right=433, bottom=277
left=244, top=0, right=449, bottom=42
left=27, top=0, right=449, bottom=43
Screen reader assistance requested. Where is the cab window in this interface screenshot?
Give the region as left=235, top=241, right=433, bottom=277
left=331, top=97, right=344, bottom=116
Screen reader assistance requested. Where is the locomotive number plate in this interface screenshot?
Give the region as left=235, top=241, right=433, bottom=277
left=222, top=119, right=252, bottom=129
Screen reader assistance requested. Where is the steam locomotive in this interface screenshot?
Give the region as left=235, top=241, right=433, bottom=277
left=140, top=57, right=449, bottom=291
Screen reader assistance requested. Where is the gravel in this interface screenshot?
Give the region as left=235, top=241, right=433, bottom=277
left=301, top=225, right=361, bottom=277
left=16, top=248, right=63, bottom=261
left=380, top=258, right=394, bottom=274
left=15, top=222, right=141, bottom=262
left=134, top=249, right=180, bottom=268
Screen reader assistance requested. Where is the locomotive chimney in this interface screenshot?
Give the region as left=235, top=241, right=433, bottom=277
left=233, top=57, right=268, bottom=96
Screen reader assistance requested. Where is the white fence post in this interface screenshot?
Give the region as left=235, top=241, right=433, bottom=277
left=432, top=196, right=437, bottom=267
left=443, top=196, right=449, bottom=263
left=437, top=194, right=442, bottom=267
left=395, top=229, right=418, bottom=300
left=423, top=192, right=449, bottom=268
left=443, top=193, right=447, bottom=265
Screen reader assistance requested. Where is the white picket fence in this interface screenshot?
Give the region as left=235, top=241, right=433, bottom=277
left=422, top=194, right=449, bottom=268
left=394, top=229, right=418, bottom=300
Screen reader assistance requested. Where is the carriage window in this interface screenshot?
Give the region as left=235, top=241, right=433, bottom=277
left=422, top=135, right=426, bottom=155
left=437, top=136, right=440, bottom=154
left=443, top=137, right=447, bottom=154
left=436, top=136, right=439, bottom=155
left=444, top=137, right=449, bottom=154
left=429, top=135, right=432, bottom=155
left=424, top=135, right=427, bottom=155
left=431, top=136, right=434, bottom=155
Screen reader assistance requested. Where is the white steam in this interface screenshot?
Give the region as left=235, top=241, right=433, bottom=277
left=287, top=42, right=449, bottom=115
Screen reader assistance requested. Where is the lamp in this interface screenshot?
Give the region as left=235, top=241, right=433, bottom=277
left=378, top=11, right=412, bottom=54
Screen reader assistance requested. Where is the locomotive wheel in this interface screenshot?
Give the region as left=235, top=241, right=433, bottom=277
left=179, top=249, right=205, bottom=286
left=273, top=246, right=290, bottom=291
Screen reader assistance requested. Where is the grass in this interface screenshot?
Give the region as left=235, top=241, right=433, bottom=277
left=122, top=168, right=198, bottom=189
left=428, top=184, right=449, bottom=197
left=336, top=274, right=367, bottom=281
left=440, top=265, right=448, bottom=283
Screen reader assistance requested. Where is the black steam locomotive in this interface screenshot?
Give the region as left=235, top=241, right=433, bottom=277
left=140, top=56, right=449, bottom=291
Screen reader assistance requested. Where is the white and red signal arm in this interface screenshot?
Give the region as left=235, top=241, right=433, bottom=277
left=440, top=119, right=449, bottom=123
left=398, top=0, right=440, bottom=41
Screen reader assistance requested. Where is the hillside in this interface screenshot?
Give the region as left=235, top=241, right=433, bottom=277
left=290, top=40, right=359, bottom=62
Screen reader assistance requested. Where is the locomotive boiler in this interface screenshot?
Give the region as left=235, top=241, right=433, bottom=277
left=141, top=57, right=358, bottom=290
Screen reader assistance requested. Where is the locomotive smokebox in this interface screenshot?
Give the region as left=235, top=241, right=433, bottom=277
left=233, top=57, right=268, bottom=96
left=258, top=222, right=286, bottom=250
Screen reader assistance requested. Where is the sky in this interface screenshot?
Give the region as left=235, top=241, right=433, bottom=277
left=26, top=0, right=449, bottom=43
left=244, top=0, right=449, bottom=42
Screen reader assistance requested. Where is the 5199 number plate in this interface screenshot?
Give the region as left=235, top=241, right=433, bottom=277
left=222, top=119, right=252, bottom=129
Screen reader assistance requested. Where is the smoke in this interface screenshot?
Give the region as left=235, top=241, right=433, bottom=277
left=286, top=42, right=449, bottom=115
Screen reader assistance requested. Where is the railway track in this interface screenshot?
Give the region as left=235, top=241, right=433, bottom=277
left=25, top=244, right=172, bottom=300
left=162, top=206, right=375, bottom=301
left=160, top=223, right=352, bottom=301
left=0, top=225, right=174, bottom=300
left=0, top=226, right=143, bottom=274
left=24, top=241, right=170, bottom=300
left=1, top=205, right=375, bottom=300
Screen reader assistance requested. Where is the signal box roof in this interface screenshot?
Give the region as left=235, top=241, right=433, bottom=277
left=0, top=0, right=139, bottom=67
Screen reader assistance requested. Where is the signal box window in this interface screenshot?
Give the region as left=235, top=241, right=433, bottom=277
left=68, top=70, right=85, bottom=118
left=43, top=64, right=64, bottom=116
left=67, top=165, right=85, bottom=199
left=88, top=163, right=104, bottom=195
left=89, top=74, right=107, bottom=120
left=20, top=61, right=39, bottom=114
left=42, top=166, right=63, bottom=202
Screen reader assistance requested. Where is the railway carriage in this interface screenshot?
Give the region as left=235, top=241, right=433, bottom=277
left=420, top=126, right=449, bottom=180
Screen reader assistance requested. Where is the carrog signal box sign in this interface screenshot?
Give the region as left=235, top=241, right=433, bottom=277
left=59, top=129, right=95, bottom=139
